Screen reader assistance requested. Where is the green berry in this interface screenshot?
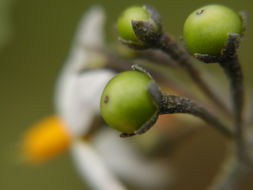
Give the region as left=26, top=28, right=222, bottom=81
left=183, top=4, right=242, bottom=56
left=100, top=70, right=157, bottom=133
left=117, top=6, right=150, bottom=43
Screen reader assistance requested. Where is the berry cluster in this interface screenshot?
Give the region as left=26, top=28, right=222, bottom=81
left=100, top=4, right=245, bottom=142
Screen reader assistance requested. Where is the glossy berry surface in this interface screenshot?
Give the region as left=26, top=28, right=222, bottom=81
left=183, top=4, right=242, bottom=56
left=100, top=71, right=157, bottom=133
left=117, top=6, right=149, bottom=43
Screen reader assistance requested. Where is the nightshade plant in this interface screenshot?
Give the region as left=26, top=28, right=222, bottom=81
left=101, top=64, right=233, bottom=138
left=116, top=5, right=233, bottom=115
left=100, top=68, right=158, bottom=134
left=99, top=4, right=253, bottom=189
left=185, top=4, right=245, bottom=163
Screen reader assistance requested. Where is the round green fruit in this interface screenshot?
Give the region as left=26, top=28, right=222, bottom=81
left=117, top=6, right=150, bottom=43
left=100, top=70, right=157, bottom=133
left=183, top=4, right=242, bottom=56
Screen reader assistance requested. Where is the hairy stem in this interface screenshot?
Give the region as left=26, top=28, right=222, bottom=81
left=83, top=48, right=201, bottom=102
left=155, top=34, right=230, bottom=116
left=159, top=95, right=234, bottom=138
left=219, top=56, right=245, bottom=162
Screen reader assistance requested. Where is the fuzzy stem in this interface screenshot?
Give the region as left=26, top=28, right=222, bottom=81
left=219, top=56, right=245, bottom=161
left=159, top=95, right=234, bottom=138
left=87, top=48, right=201, bottom=101
left=155, top=34, right=230, bottom=116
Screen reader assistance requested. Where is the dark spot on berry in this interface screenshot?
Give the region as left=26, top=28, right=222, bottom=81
left=104, top=96, right=109, bottom=104
left=196, top=9, right=205, bottom=15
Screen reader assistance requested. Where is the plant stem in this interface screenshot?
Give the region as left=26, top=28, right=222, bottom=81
left=155, top=33, right=230, bottom=116
left=159, top=94, right=234, bottom=138
left=84, top=48, right=202, bottom=102
left=133, top=49, right=178, bottom=69
left=219, top=55, right=245, bottom=161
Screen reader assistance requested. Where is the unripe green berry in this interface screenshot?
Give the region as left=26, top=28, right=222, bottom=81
left=100, top=71, right=157, bottom=133
left=183, top=4, right=242, bottom=56
left=117, top=6, right=150, bottom=43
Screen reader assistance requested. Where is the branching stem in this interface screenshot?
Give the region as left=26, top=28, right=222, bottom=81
left=155, top=34, right=230, bottom=116
left=159, top=95, right=234, bottom=138
left=219, top=55, right=245, bottom=162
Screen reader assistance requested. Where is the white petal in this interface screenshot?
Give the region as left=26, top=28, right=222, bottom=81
left=56, top=69, right=114, bottom=136
left=66, top=5, right=106, bottom=72
left=92, top=129, right=171, bottom=190
left=71, top=141, right=127, bottom=190
left=73, top=5, right=105, bottom=49
left=55, top=5, right=114, bottom=136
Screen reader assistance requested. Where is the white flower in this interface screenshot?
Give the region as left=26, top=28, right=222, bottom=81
left=21, top=6, right=170, bottom=190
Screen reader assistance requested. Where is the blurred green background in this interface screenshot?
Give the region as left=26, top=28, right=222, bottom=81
left=0, top=0, right=252, bottom=189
